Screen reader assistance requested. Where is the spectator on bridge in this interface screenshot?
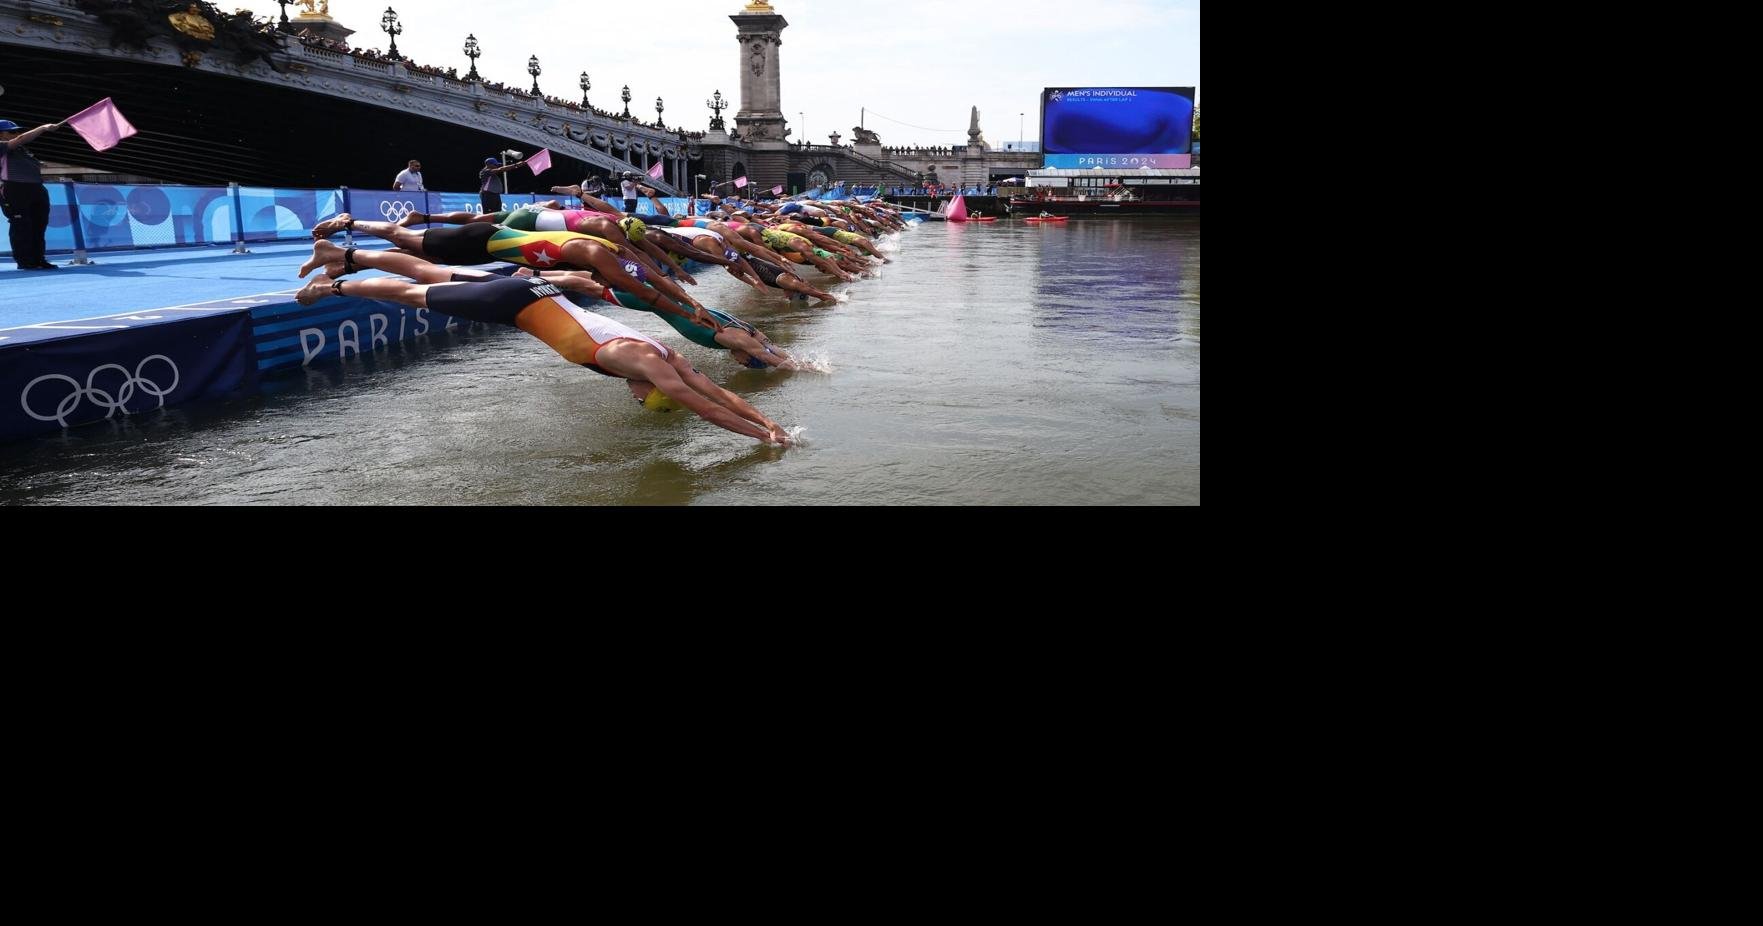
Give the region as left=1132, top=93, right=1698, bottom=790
left=1, top=117, right=64, bottom=271
left=393, top=159, right=425, bottom=192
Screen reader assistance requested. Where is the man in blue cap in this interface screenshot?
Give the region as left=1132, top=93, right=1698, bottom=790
left=477, top=154, right=526, bottom=213
left=1, top=117, right=65, bottom=270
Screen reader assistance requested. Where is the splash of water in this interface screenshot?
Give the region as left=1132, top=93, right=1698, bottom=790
left=788, top=352, right=834, bottom=373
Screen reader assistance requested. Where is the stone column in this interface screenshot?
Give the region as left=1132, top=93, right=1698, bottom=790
left=731, top=3, right=790, bottom=149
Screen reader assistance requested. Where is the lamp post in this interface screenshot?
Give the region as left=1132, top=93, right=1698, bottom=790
left=579, top=72, right=590, bottom=108
left=463, top=34, right=480, bottom=81
left=707, top=90, right=727, bottom=131
left=1019, top=112, right=1024, bottom=149
left=274, top=0, right=292, bottom=32
left=621, top=85, right=631, bottom=118
left=527, top=55, right=541, bottom=95
left=655, top=96, right=665, bottom=129
left=799, top=111, right=805, bottom=147
left=380, top=8, right=402, bottom=61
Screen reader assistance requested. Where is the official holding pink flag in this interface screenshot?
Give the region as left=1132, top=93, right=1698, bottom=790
left=1, top=117, right=64, bottom=271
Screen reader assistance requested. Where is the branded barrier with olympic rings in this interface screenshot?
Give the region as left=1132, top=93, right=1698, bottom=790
left=3, top=183, right=731, bottom=259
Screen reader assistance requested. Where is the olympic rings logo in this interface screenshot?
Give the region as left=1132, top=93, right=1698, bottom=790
left=21, top=355, right=181, bottom=427
left=379, top=200, right=418, bottom=222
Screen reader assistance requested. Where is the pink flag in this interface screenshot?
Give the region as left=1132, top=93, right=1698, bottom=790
left=735, top=176, right=749, bottom=188
left=64, top=97, right=138, bottom=152
left=771, top=185, right=784, bottom=195
left=647, top=160, right=665, bottom=179
left=526, top=149, right=552, bottom=175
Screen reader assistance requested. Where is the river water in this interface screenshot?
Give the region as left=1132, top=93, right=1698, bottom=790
left=1, top=216, right=1199, bottom=505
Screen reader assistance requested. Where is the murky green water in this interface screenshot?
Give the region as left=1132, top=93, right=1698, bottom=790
left=1, top=216, right=1198, bottom=504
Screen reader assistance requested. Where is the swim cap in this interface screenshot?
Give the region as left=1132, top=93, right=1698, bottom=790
left=617, top=216, right=647, bottom=242
left=643, top=387, right=683, bottom=412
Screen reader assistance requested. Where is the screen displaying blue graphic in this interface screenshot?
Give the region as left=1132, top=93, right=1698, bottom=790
left=1041, top=87, right=1195, bottom=169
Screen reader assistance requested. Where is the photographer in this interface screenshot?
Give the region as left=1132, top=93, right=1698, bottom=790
left=620, top=171, right=640, bottom=213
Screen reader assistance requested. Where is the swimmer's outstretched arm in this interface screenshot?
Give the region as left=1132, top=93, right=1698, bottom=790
left=613, top=350, right=787, bottom=444
left=664, top=352, right=787, bottom=436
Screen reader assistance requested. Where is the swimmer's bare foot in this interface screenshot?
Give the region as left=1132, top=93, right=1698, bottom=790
left=299, top=239, right=344, bottom=278
left=395, top=210, right=426, bottom=229
left=312, top=213, right=353, bottom=238
left=296, top=273, right=335, bottom=306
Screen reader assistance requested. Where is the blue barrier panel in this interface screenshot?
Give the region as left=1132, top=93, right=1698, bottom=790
left=13, top=183, right=717, bottom=256
left=429, top=192, right=485, bottom=218
left=0, top=183, right=78, bottom=258
left=1, top=311, right=258, bottom=442
left=239, top=186, right=341, bottom=241
left=347, top=188, right=425, bottom=226
left=70, top=183, right=235, bottom=251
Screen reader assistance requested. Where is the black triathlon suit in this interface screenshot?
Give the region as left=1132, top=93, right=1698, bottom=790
left=425, top=275, right=563, bottom=326
left=420, top=223, right=500, bottom=265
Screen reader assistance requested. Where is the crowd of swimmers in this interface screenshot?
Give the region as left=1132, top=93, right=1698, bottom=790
left=297, top=171, right=915, bottom=446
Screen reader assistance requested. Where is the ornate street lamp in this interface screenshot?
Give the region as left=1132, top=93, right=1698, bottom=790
left=655, top=96, right=665, bottom=128
left=579, top=72, right=590, bottom=108
left=621, top=84, right=631, bottom=118
left=528, top=55, right=542, bottom=95
left=275, top=0, right=293, bottom=32
left=463, top=34, right=481, bottom=81
left=707, top=89, right=727, bottom=131
left=380, top=8, right=402, bottom=62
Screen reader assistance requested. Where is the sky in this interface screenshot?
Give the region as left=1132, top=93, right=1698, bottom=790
left=232, top=0, right=1199, bottom=147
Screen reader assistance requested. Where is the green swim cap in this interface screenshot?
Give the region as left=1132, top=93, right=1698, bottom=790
left=643, top=387, right=682, bottom=412
left=618, top=217, right=647, bottom=242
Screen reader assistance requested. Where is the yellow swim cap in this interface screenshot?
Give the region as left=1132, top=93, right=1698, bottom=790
left=643, top=387, right=682, bottom=412
left=618, top=216, right=647, bottom=242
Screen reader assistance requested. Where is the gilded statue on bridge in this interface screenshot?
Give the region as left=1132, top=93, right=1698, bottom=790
left=297, top=0, right=332, bottom=16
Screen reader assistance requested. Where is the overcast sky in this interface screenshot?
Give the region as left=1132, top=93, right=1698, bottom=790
left=232, top=0, right=1199, bottom=147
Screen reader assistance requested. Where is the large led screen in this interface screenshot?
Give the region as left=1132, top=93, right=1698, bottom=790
left=1041, top=87, right=1195, bottom=169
